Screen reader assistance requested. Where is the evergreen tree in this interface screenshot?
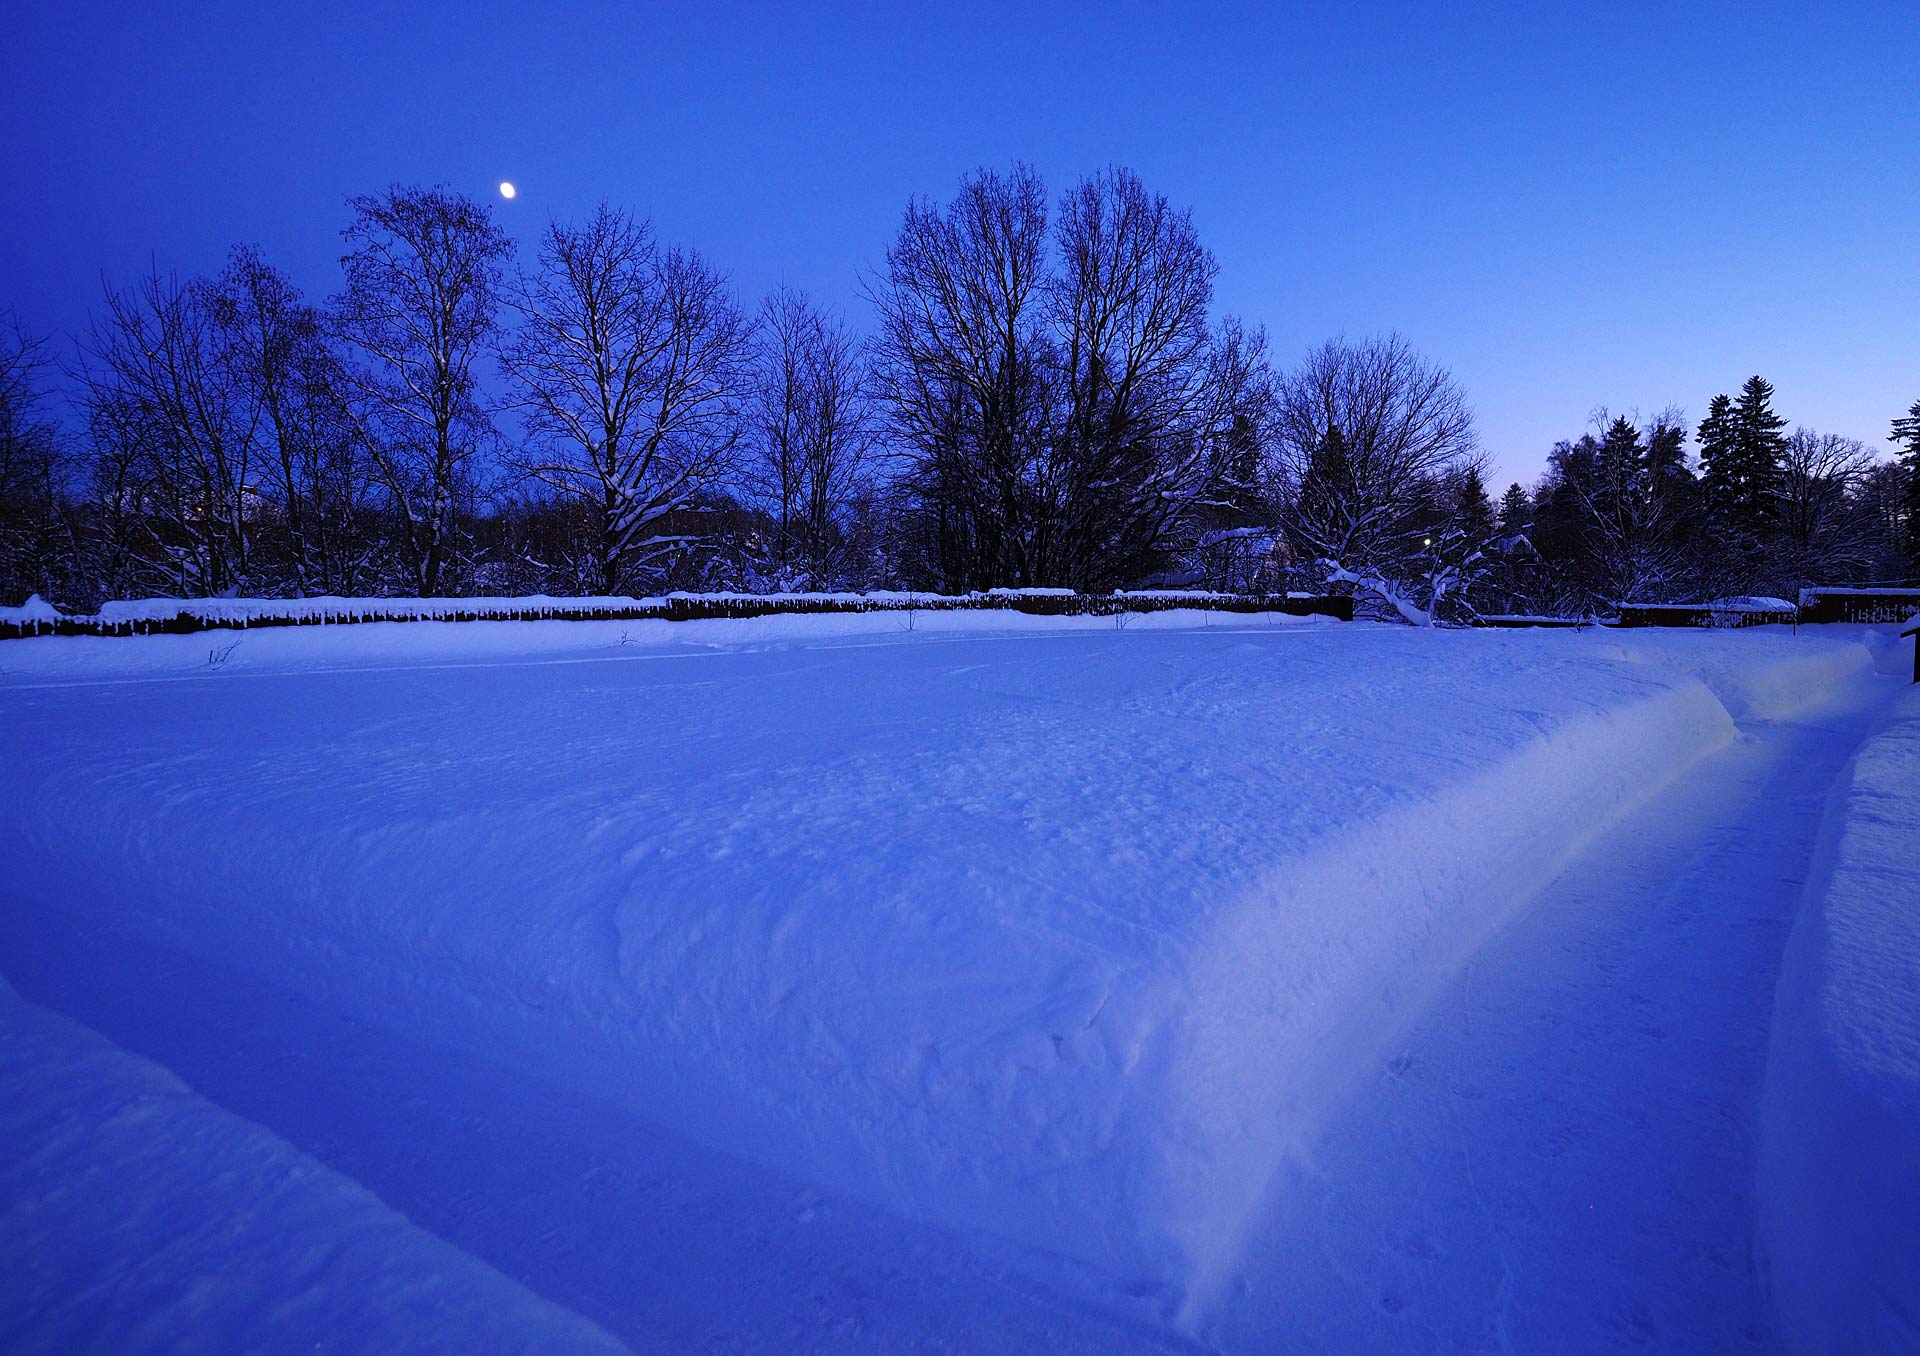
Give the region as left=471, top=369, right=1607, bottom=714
left=1643, top=412, right=1701, bottom=589
left=1644, top=415, right=1692, bottom=495
left=1531, top=435, right=1598, bottom=568
left=1699, top=379, right=1788, bottom=587
left=1451, top=464, right=1495, bottom=542
left=1728, top=375, right=1788, bottom=532
left=1697, top=393, right=1737, bottom=518
left=1497, top=481, right=1531, bottom=533
left=1893, top=399, right=1920, bottom=575
left=1592, top=416, right=1647, bottom=518
left=1293, top=424, right=1355, bottom=556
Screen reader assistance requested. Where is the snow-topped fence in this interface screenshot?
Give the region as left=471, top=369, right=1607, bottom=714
left=1482, top=588, right=1920, bottom=631
left=0, top=589, right=1355, bottom=642
left=1795, top=586, right=1920, bottom=627
left=1613, top=598, right=1799, bottom=629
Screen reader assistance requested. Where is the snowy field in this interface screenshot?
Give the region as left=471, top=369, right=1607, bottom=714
left=1, top=611, right=1914, bottom=1353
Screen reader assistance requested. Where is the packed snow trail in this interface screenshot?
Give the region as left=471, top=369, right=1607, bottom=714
left=1202, top=656, right=1900, bottom=1352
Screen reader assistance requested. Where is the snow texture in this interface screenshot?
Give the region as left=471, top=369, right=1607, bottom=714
left=1758, top=681, right=1920, bottom=1356
left=0, top=975, right=630, bottom=1355
left=0, top=615, right=1890, bottom=1337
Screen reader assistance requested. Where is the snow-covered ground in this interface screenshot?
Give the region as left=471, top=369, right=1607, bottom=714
left=0, top=613, right=1912, bottom=1351
left=0, top=975, right=629, bottom=1355
left=1759, top=678, right=1920, bottom=1356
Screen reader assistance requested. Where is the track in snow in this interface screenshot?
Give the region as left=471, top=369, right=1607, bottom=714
left=1204, top=665, right=1897, bottom=1353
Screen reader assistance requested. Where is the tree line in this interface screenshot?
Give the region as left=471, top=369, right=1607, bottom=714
left=1501, top=379, right=1917, bottom=617
left=1, top=166, right=1915, bottom=620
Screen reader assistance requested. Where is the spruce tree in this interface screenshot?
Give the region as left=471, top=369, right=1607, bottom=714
left=1593, top=416, right=1647, bottom=518
left=1451, top=465, right=1495, bottom=542
left=1645, top=416, right=1691, bottom=492
left=1294, top=424, right=1355, bottom=553
left=1697, top=394, right=1736, bottom=516
left=1892, top=399, right=1920, bottom=574
left=1497, top=482, right=1531, bottom=533
left=1729, top=375, right=1788, bottom=534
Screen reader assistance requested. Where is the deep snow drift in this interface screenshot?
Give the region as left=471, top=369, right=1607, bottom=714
left=0, top=613, right=1903, bottom=1348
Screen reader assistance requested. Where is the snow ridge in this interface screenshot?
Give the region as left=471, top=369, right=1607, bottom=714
left=1158, top=676, right=1740, bottom=1316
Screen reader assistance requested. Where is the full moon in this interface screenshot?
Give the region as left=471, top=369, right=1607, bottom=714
left=498, top=182, right=516, bottom=200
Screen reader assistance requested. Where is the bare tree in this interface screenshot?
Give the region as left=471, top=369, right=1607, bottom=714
left=218, top=246, right=374, bottom=594
left=336, top=185, right=512, bottom=596
left=870, top=163, right=1247, bottom=590
left=1777, top=428, right=1883, bottom=584
left=1189, top=317, right=1283, bottom=591
left=500, top=204, right=750, bottom=594
left=0, top=313, right=74, bottom=605
left=1048, top=166, right=1223, bottom=588
left=74, top=268, right=261, bottom=596
left=869, top=163, right=1054, bottom=590
left=750, top=287, right=874, bottom=588
left=1274, top=333, right=1479, bottom=621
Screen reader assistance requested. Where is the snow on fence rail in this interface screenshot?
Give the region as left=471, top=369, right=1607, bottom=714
left=1471, top=614, right=1600, bottom=629
left=1795, top=587, right=1920, bottom=626
left=1614, top=598, right=1799, bottom=629
left=0, top=589, right=1354, bottom=641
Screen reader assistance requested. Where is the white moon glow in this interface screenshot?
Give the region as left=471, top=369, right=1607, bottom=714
left=499, top=182, right=516, bottom=200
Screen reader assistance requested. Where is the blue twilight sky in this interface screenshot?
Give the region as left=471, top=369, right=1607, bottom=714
left=3, top=0, right=1916, bottom=491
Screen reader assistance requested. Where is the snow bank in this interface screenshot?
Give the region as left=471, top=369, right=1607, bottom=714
left=1600, top=630, right=1878, bottom=722
left=0, top=623, right=1878, bottom=1326
left=0, top=976, right=630, bottom=1355
left=1758, top=684, right=1920, bottom=1356
left=1158, top=672, right=1739, bottom=1312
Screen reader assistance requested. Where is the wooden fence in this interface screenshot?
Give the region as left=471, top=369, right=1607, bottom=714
left=1795, top=589, right=1920, bottom=626
left=0, top=591, right=1356, bottom=642
left=1612, top=602, right=1798, bottom=629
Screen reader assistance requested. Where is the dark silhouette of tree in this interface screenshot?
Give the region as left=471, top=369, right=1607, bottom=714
left=1892, top=399, right=1920, bottom=574
left=500, top=203, right=750, bottom=594
left=1496, top=481, right=1531, bottom=534
left=218, top=246, right=371, bottom=594
left=869, top=163, right=1250, bottom=591
left=749, top=287, right=874, bottom=588
left=74, top=267, right=259, bottom=596
left=336, top=185, right=513, bottom=596
left=1272, top=334, right=1480, bottom=622
left=0, top=314, right=74, bottom=605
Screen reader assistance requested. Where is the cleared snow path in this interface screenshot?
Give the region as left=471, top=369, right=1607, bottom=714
left=1202, top=655, right=1901, bottom=1353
